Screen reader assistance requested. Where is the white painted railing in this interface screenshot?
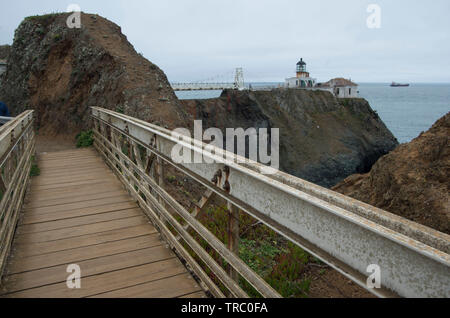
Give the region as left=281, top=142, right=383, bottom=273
left=91, top=107, right=450, bottom=298
left=0, top=116, right=13, bottom=125
left=0, top=111, right=35, bottom=277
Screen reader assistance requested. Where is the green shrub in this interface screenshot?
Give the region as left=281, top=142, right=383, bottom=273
left=30, top=156, right=40, bottom=177
left=76, top=131, right=94, bottom=148
left=182, top=203, right=314, bottom=298
left=36, top=27, right=45, bottom=36
left=25, top=13, right=60, bottom=25
left=167, top=175, right=177, bottom=183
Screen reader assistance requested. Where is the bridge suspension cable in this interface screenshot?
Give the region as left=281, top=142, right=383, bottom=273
left=171, top=68, right=245, bottom=91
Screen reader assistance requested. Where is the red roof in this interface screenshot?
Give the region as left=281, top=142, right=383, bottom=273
left=321, top=78, right=358, bottom=87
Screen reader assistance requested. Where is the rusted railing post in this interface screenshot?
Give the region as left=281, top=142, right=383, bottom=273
left=227, top=202, right=240, bottom=284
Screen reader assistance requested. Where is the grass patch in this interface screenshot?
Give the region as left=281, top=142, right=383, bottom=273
left=30, top=156, right=40, bottom=177
left=76, top=131, right=94, bottom=148
left=167, top=175, right=177, bottom=183
left=25, top=13, right=61, bottom=24
left=192, top=204, right=312, bottom=297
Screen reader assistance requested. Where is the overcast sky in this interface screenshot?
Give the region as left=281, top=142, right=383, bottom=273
left=1, top=0, right=449, bottom=83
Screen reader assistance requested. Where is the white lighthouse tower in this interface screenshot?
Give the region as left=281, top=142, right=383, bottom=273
left=285, top=58, right=316, bottom=88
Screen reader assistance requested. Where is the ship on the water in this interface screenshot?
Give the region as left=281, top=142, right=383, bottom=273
left=390, top=82, right=410, bottom=87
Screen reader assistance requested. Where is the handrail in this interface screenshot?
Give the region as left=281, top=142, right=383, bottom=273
left=0, top=116, right=13, bottom=125
left=91, top=106, right=450, bottom=298
left=91, top=108, right=281, bottom=298
left=0, top=110, right=35, bottom=278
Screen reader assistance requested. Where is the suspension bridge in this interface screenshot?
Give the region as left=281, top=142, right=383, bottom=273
left=171, top=68, right=245, bottom=91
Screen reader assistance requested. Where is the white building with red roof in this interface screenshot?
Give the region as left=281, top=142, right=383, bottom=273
left=317, top=77, right=359, bottom=98
left=284, top=59, right=358, bottom=98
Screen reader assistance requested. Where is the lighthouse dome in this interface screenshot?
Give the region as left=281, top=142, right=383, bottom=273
left=297, top=58, right=306, bottom=66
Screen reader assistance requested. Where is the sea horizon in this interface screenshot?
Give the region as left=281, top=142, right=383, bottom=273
left=175, top=82, right=450, bottom=144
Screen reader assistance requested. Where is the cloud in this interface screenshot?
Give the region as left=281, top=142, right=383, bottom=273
left=0, top=0, right=449, bottom=82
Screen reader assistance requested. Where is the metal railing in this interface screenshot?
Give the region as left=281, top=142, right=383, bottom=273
left=0, top=110, right=35, bottom=277
left=91, top=107, right=450, bottom=298
left=91, top=107, right=280, bottom=298
left=0, top=116, right=13, bottom=125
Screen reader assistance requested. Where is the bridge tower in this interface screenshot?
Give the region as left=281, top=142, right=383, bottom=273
left=234, top=67, right=245, bottom=90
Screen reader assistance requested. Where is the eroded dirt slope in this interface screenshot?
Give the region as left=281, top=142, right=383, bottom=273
left=333, top=112, right=450, bottom=234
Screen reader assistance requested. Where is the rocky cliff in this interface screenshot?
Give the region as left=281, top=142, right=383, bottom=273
left=183, top=89, right=398, bottom=187
left=333, top=113, right=450, bottom=234
left=0, top=45, right=10, bottom=60
left=0, top=13, right=189, bottom=134
left=1, top=13, right=399, bottom=188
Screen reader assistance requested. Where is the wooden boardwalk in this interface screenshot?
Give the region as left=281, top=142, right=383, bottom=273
left=0, top=148, right=205, bottom=298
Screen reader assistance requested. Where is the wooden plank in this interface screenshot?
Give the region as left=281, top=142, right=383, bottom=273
left=22, top=194, right=134, bottom=215
left=26, top=181, right=123, bottom=200
left=38, top=153, right=98, bottom=161
left=30, top=178, right=121, bottom=191
left=34, top=166, right=110, bottom=178
left=30, top=172, right=116, bottom=187
left=14, top=216, right=149, bottom=244
left=38, top=158, right=103, bottom=167
left=26, top=184, right=124, bottom=203
left=12, top=224, right=155, bottom=257
left=24, top=190, right=128, bottom=209
left=17, top=208, right=142, bottom=234
left=19, top=201, right=138, bottom=225
left=37, top=161, right=105, bottom=171
left=7, top=234, right=162, bottom=274
left=91, top=273, right=202, bottom=298
left=39, top=151, right=98, bottom=157
left=2, top=246, right=175, bottom=297
left=39, top=149, right=94, bottom=157
left=38, top=155, right=98, bottom=161
left=36, top=169, right=111, bottom=179
left=38, top=161, right=105, bottom=170
left=1, top=147, right=204, bottom=298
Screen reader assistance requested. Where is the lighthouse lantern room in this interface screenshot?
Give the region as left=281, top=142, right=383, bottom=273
left=296, top=58, right=309, bottom=77
left=285, top=58, right=316, bottom=88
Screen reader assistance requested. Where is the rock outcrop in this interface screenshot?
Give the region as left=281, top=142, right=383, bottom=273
left=0, top=45, right=10, bottom=60
left=0, top=13, right=189, bottom=134
left=333, top=113, right=450, bottom=234
left=182, top=89, right=398, bottom=187
left=1, top=13, right=399, bottom=188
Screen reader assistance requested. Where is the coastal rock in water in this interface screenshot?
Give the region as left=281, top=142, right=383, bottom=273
left=0, top=13, right=189, bottom=134
left=182, top=89, right=399, bottom=187
left=333, top=113, right=450, bottom=234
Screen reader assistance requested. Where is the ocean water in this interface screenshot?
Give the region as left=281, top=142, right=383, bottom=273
left=175, top=83, right=450, bottom=144
left=358, top=83, right=449, bottom=143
